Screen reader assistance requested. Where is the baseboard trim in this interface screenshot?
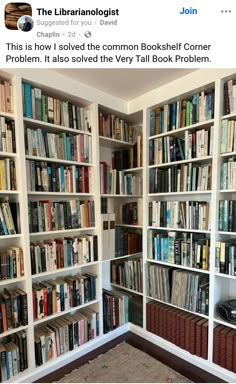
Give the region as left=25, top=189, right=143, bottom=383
left=128, top=324, right=226, bottom=383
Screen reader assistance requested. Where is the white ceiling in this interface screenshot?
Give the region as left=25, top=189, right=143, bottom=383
left=54, top=69, right=198, bottom=101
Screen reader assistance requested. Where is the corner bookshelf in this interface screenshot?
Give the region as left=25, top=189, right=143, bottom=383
left=98, top=106, right=144, bottom=331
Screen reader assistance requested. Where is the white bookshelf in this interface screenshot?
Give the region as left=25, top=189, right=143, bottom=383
left=0, top=68, right=235, bottom=382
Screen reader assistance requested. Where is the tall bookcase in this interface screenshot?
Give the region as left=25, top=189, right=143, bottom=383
left=0, top=68, right=236, bottom=382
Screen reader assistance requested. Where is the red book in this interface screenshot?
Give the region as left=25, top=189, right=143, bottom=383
left=195, top=318, right=207, bottom=357
left=175, top=310, right=183, bottom=347
left=219, top=326, right=231, bottom=368
left=43, top=287, right=47, bottom=316
left=226, top=329, right=236, bottom=371
left=84, top=167, right=89, bottom=193
left=166, top=307, right=174, bottom=342
left=213, top=324, right=225, bottom=365
left=161, top=305, right=170, bottom=340
left=184, top=314, right=196, bottom=352
left=159, top=304, right=168, bottom=338
left=150, top=301, right=157, bottom=334
left=146, top=301, right=151, bottom=332
left=154, top=302, right=161, bottom=336
left=99, top=112, right=103, bottom=136
left=179, top=312, right=193, bottom=349
left=233, top=334, right=236, bottom=373
left=201, top=321, right=208, bottom=360
left=189, top=316, right=201, bottom=355
left=171, top=309, right=181, bottom=344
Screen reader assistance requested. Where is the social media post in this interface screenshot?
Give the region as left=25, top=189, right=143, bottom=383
left=0, top=0, right=235, bottom=68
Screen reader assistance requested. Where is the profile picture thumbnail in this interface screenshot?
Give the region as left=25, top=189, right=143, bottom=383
left=17, top=15, right=33, bottom=32
left=5, top=2, right=32, bottom=30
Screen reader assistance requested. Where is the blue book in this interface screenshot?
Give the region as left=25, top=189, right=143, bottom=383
left=23, top=83, right=32, bottom=118
left=5, top=351, right=10, bottom=380
left=47, top=166, right=52, bottom=191
left=60, top=166, right=65, bottom=192
left=66, top=136, right=70, bottom=160
left=75, top=167, right=79, bottom=192
left=171, top=102, right=177, bottom=130
left=160, top=109, right=163, bottom=133
left=162, top=237, right=169, bottom=262
left=150, top=111, right=155, bottom=136
left=155, top=235, right=161, bottom=260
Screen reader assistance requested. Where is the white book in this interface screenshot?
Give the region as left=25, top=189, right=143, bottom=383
left=209, top=126, right=214, bottom=156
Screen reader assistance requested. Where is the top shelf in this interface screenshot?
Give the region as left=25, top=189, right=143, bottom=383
left=149, top=119, right=214, bottom=140
left=23, top=117, right=92, bottom=136
left=99, top=136, right=134, bottom=148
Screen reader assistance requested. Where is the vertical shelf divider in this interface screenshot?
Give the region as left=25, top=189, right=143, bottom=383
left=142, top=107, right=149, bottom=330
left=208, top=79, right=222, bottom=363
left=13, top=73, right=34, bottom=372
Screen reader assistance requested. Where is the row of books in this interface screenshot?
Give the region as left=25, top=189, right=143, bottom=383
left=25, top=128, right=92, bottom=164
left=149, top=163, right=212, bottom=193
left=23, top=83, right=91, bottom=131
left=150, top=91, right=214, bottom=136
left=0, top=288, right=28, bottom=333
left=0, top=246, right=24, bottom=280
left=0, top=331, right=28, bottom=382
left=28, top=200, right=95, bottom=233
left=0, top=118, right=16, bottom=153
left=26, top=161, right=91, bottom=193
left=0, top=80, right=13, bottom=114
left=147, top=264, right=209, bottom=315
left=115, top=228, right=142, bottom=258
left=111, top=257, right=143, bottom=293
left=30, top=235, right=98, bottom=275
left=148, top=231, right=210, bottom=270
left=103, top=289, right=129, bottom=333
left=99, top=111, right=142, bottom=143
left=35, top=308, right=99, bottom=366
left=100, top=163, right=142, bottom=195
left=219, top=200, right=236, bottom=232
left=220, top=158, right=236, bottom=190
left=223, top=80, right=236, bottom=115
left=0, top=201, right=20, bottom=235
left=0, top=159, right=16, bottom=191
left=221, top=119, right=236, bottom=153
left=149, top=200, right=211, bottom=231
left=149, top=128, right=212, bottom=166
left=146, top=301, right=208, bottom=359
left=149, top=137, right=184, bottom=165
left=33, top=273, right=97, bottom=320
left=115, top=200, right=143, bottom=226
left=215, top=240, right=236, bottom=276
left=112, top=142, right=143, bottom=170
left=213, top=324, right=236, bottom=372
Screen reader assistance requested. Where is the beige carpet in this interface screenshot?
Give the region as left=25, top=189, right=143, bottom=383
left=57, top=342, right=192, bottom=383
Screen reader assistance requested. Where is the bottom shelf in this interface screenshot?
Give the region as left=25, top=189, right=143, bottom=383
left=35, top=307, right=99, bottom=367
left=146, top=300, right=208, bottom=360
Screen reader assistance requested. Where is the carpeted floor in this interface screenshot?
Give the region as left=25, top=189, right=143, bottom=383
left=56, top=342, right=192, bottom=383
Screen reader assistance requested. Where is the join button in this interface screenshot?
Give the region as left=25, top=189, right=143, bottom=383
left=179, top=7, right=198, bottom=14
